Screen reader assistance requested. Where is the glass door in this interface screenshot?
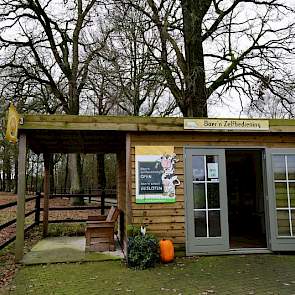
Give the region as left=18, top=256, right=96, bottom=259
left=185, top=149, right=229, bottom=254
left=266, top=149, right=295, bottom=251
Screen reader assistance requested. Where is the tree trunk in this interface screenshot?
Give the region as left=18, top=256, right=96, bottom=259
left=49, top=154, right=55, bottom=194
left=30, top=156, right=34, bottom=192
left=14, top=149, right=18, bottom=194
left=35, top=154, right=40, bottom=193
left=97, top=153, right=106, bottom=188
left=96, top=153, right=106, bottom=211
left=64, top=154, right=69, bottom=193
left=69, top=153, right=84, bottom=205
left=7, top=164, right=11, bottom=192
left=0, top=169, right=2, bottom=191
left=3, top=144, right=12, bottom=192
left=181, top=0, right=210, bottom=117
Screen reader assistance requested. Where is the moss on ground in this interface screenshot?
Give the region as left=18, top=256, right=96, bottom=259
left=6, top=254, right=295, bottom=295
left=47, top=223, right=86, bottom=237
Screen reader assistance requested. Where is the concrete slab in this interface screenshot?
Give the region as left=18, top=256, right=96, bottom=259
left=31, top=236, right=86, bottom=252
left=22, top=236, right=123, bottom=265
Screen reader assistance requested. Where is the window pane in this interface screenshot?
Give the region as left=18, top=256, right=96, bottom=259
left=193, top=184, right=206, bottom=209
left=273, top=155, right=286, bottom=180
left=206, top=156, right=219, bottom=180
left=289, top=183, right=295, bottom=208
left=207, top=183, right=220, bottom=209
left=192, top=156, right=205, bottom=181
left=194, top=211, right=207, bottom=237
left=277, top=210, right=291, bottom=236
left=287, top=156, right=295, bottom=180
left=275, top=183, right=288, bottom=208
left=208, top=211, right=221, bottom=237
left=292, top=210, right=295, bottom=235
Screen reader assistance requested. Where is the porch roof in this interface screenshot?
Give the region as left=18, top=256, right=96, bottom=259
left=18, top=114, right=295, bottom=154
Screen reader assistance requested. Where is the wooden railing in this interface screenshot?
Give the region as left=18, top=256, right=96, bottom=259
left=46, top=193, right=117, bottom=222
left=0, top=195, right=39, bottom=250
left=0, top=191, right=117, bottom=250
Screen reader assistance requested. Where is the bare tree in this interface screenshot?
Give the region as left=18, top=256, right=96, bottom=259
left=108, top=5, right=168, bottom=116
left=245, top=83, right=295, bottom=118
left=118, top=0, right=295, bottom=117
left=85, top=4, right=176, bottom=117
left=0, top=0, right=112, bottom=203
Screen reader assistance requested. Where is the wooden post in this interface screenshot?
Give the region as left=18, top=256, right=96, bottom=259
left=125, top=133, right=132, bottom=225
left=15, top=133, right=27, bottom=262
left=117, top=150, right=125, bottom=243
left=35, top=192, right=41, bottom=225
left=43, top=153, right=50, bottom=237
left=124, top=133, right=132, bottom=257
left=101, top=189, right=105, bottom=215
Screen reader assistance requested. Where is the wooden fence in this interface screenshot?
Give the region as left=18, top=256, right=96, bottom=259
left=0, top=195, right=38, bottom=250
left=0, top=190, right=117, bottom=250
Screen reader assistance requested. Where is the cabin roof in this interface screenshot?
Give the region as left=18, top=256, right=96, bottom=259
left=19, top=114, right=295, bottom=132
left=18, top=115, right=295, bottom=154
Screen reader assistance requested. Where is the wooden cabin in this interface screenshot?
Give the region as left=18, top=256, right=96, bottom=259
left=13, top=115, right=295, bottom=260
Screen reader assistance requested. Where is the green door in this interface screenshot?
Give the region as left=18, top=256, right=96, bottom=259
left=266, top=149, right=295, bottom=251
left=185, top=148, right=229, bottom=254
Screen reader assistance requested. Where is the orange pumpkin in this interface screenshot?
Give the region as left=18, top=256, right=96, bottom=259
left=159, top=239, right=174, bottom=263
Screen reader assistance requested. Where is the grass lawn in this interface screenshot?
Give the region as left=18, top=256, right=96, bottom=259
left=6, top=254, right=295, bottom=295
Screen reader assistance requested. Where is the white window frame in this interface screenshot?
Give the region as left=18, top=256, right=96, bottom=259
left=193, top=155, right=221, bottom=238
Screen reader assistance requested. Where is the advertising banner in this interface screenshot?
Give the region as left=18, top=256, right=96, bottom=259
left=135, top=146, right=180, bottom=203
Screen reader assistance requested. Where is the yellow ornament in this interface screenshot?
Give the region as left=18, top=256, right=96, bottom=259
left=5, top=104, right=20, bottom=143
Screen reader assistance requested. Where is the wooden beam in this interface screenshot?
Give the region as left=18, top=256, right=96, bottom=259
left=15, top=133, right=27, bottom=262
left=20, top=115, right=184, bottom=131
left=18, top=114, right=295, bottom=134
left=43, top=153, right=50, bottom=237
left=20, top=121, right=182, bottom=131
left=22, top=114, right=183, bottom=124
left=125, top=133, right=132, bottom=225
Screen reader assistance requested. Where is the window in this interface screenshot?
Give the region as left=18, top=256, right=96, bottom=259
left=273, top=155, right=295, bottom=237
left=192, top=155, right=221, bottom=238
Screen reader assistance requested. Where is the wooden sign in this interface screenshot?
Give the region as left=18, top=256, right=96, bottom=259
left=184, top=118, right=269, bottom=131
left=5, top=104, right=20, bottom=143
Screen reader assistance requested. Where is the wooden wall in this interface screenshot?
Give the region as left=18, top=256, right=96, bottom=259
left=129, top=132, right=295, bottom=250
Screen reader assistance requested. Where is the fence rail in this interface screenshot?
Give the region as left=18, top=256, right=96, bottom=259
left=0, top=223, right=36, bottom=250
left=0, top=190, right=117, bottom=250
left=0, top=196, right=36, bottom=210
left=0, top=196, right=38, bottom=250
left=52, top=188, right=116, bottom=196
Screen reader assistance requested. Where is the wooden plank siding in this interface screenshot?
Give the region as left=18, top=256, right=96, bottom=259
left=129, top=132, right=295, bottom=250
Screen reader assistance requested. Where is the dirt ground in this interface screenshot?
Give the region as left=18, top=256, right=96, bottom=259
left=0, top=192, right=101, bottom=290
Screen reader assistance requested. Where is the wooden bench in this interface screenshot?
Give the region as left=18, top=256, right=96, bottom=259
left=85, top=206, right=120, bottom=252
